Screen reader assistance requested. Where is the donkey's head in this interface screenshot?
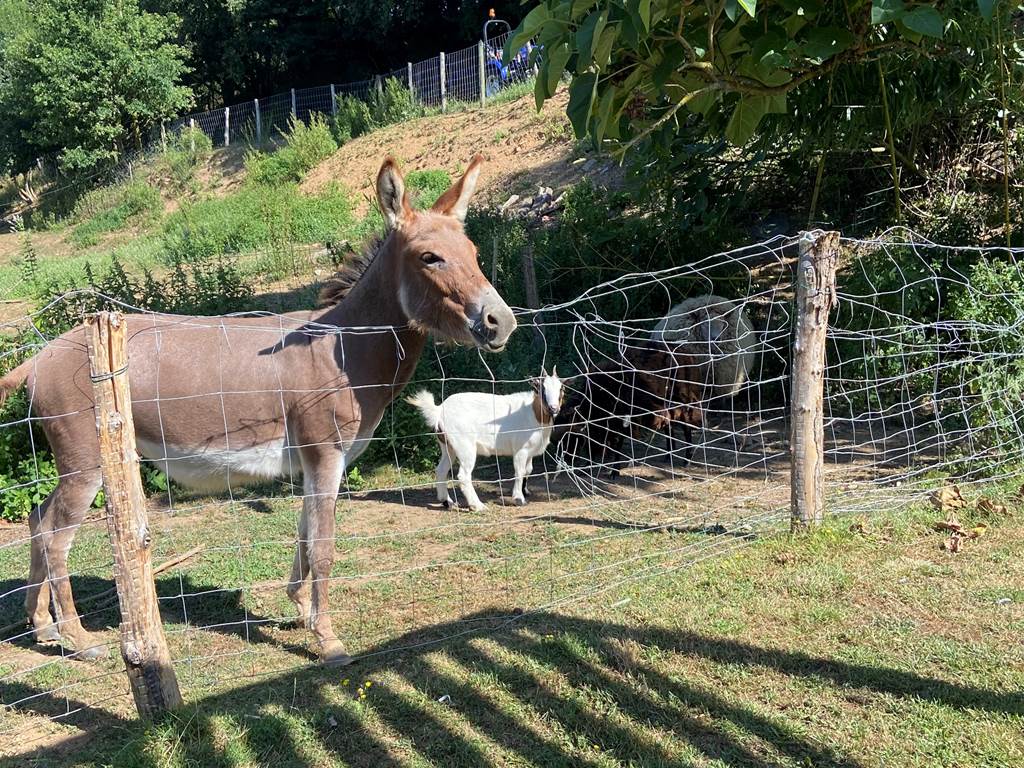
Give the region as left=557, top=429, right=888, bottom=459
left=377, top=154, right=516, bottom=352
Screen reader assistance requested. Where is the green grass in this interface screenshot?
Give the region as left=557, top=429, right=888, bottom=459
left=1, top=497, right=1021, bottom=768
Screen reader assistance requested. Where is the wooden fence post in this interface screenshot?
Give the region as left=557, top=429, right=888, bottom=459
left=790, top=230, right=840, bottom=531
left=188, top=118, right=196, bottom=153
left=223, top=106, right=230, bottom=147
left=254, top=99, right=262, bottom=145
left=439, top=52, right=447, bottom=112
left=291, top=88, right=297, bottom=118
left=88, top=312, right=182, bottom=717
left=160, top=122, right=167, bottom=153
left=521, top=242, right=542, bottom=343
left=407, top=62, right=414, bottom=101
left=330, top=84, right=337, bottom=116
left=477, top=41, right=487, bottom=107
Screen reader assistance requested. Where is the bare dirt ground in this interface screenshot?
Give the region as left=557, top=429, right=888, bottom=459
left=301, top=90, right=602, bottom=214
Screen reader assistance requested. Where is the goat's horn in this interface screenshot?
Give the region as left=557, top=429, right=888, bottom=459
left=552, top=365, right=558, bottom=378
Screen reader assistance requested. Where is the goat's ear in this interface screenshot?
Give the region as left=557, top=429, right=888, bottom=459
left=432, top=153, right=484, bottom=223
left=530, top=377, right=542, bottom=392
left=377, top=156, right=413, bottom=231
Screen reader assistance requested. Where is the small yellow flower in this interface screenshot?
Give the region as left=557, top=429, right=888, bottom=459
left=342, top=679, right=349, bottom=686
left=365, top=681, right=373, bottom=688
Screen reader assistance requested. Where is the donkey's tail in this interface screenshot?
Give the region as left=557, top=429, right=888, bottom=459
left=405, top=389, right=442, bottom=431
left=0, top=358, right=33, bottom=411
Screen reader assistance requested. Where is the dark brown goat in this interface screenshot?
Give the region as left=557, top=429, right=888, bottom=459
left=555, top=342, right=703, bottom=477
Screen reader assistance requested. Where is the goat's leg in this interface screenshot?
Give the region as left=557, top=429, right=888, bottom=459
left=522, top=457, right=536, bottom=498
left=511, top=451, right=529, bottom=506
left=285, top=507, right=311, bottom=627
left=300, top=448, right=350, bottom=666
left=435, top=445, right=455, bottom=507
left=45, top=470, right=109, bottom=660
left=456, top=455, right=485, bottom=512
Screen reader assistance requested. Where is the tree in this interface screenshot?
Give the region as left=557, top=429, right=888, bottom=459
left=509, top=1, right=1015, bottom=150
left=0, top=0, right=192, bottom=176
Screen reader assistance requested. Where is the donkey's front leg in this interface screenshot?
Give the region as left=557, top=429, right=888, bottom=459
left=300, top=448, right=351, bottom=666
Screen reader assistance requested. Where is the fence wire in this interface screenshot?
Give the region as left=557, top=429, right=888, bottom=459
left=1, top=232, right=1022, bottom=749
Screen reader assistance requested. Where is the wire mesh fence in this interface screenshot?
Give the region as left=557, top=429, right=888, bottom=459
left=152, top=32, right=531, bottom=152
left=1, top=230, right=1022, bottom=744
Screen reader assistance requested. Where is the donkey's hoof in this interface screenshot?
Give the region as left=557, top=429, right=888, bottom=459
left=33, top=624, right=61, bottom=644
left=512, top=496, right=526, bottom=507
left=74, top=643, right=110, bottom=661
left=319, top=641, right=353, bottom=667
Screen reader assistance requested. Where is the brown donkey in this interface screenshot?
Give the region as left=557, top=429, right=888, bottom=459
left=0, top=155, right=516, bottom=665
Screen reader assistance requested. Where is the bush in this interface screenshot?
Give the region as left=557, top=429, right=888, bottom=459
left=331, top=79, right=423, bottom=143
left=949, top=258, right=1024, bottom=449
left=246, top=114, right=337, bottom=186
left=161, top=183, right=354, bottom=263
left=152, top=125, right=213, bottom=191
left=405, top=170, right=451, bottom=208
left=69, top=181, right=163, bottom=246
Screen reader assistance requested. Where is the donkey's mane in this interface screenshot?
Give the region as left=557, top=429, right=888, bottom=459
left=317, top=236, right=386, bottom=307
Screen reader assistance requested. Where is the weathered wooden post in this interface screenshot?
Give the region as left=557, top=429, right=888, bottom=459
left=407, top=62, right=414, bottom=101
left=254, top=99, right=262, bottom=145
left=160, top=122, right=167, bottom=153
left=439, top=52, right=447, bottom=111
left=188, top=118, right=196, bottom=153
left=477, top=42, right=487, bottom=107
left=330, top=84, right=337, bottom=117
left=790, top=230, right=840, bottom=531
left=521, top=242, right=542, bottom=344
left=223, top=106, right=230, bottom=147
left=291, top=88, right=297, bottom=118
left=88, top=312, right=183, bottom=717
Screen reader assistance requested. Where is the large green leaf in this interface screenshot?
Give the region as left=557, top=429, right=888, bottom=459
left=567, top=72, right=598, bottom=138
left=738, top=0, right=758, bottom=17
left=594, top=83, right=618, bottom=142
left=871, top=0, right=905, bottom=25
left=505, top=5, right=551, bottom=64
left=576, top=8, right=608, bottom=67
left=901, top=6, right=944, bottom=37
left=637, top=0, right=653, bottom=31
left=571, top=0, right=597, bottom=20
left=802, top=26, right=855, bottom=59
left=725, top=95, right=768, bottom=145
left=977, top=0, right=996, bottom=20
left=592, top=24, right=620, bottom=70
left=546, top=42, right=572, bottom=96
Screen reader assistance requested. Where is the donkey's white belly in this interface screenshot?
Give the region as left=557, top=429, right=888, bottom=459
left=136, top=438, right=300, bottom=492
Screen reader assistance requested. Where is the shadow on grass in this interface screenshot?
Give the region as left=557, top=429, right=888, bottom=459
left=4, top=608, right=1020, bottom=768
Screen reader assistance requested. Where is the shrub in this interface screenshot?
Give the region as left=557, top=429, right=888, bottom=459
left=332, top=95, right=372, bottom=143
left=331, top=79, right=422, bottom=143
left=160, top=183, right=354, bottom=263
left=152, top=125, right=213, bottom=191
left=70, top=181, right=163, bottom=246
left=246, top=114, right=337, bottom=186
left=405, top=170, right=451, bottom=208
left=949, top=258, right=1024, bottom=449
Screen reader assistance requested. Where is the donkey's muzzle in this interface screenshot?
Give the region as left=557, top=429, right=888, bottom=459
left=471, top=288, right=517, bottom=352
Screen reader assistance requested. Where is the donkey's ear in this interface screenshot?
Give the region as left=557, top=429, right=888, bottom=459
left=432, top=153, right=484, bottom=223
left=377, top=156, right=413, bottom=231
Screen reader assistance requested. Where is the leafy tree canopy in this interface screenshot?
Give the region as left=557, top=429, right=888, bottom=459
left=0, top=0, right=192, bottom=176
left=508, top=0, right=1018, bottom=152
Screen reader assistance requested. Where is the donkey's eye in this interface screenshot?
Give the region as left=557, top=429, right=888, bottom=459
left=420, top=252, right=444, bottom=266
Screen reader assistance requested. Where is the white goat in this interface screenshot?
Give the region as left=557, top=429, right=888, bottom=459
left=407, top=369, right=564, bottom=511
left=651, top=294, right=756, bottom=399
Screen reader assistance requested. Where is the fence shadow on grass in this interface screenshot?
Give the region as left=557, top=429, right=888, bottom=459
left=4, top=609, right=1020, bottom=768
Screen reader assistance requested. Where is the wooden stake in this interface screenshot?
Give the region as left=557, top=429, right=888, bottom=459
left=790, top=231, right=840, bottom=531
left=88, top=312, right=182, bottom=717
